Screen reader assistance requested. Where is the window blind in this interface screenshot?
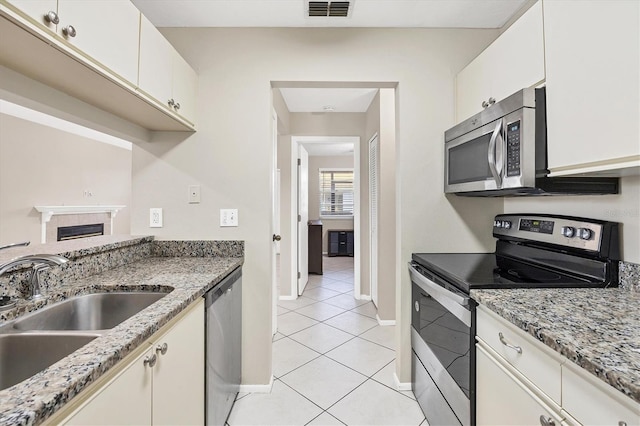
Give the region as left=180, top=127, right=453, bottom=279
left=319, top=169, right=354, bottom=217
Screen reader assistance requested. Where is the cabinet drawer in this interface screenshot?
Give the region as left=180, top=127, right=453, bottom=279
left=562, top=362, right=640, bottom=426
left=476, top=306, right=563, bottom=404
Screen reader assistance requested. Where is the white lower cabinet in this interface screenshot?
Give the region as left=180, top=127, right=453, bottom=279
left=476, top=343, right=563, bottom=426
left=476, top=305, right=640, bottom=426
left=59, top=299, right=204, bottom=425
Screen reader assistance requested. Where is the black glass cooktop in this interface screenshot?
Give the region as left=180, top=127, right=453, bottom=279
left=411, top=252, right=600, bottom=294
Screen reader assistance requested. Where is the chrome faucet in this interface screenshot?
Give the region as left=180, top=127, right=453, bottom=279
left=0, top=241, right=30, bottom=251
left=0, top=254, right=69, bottom=300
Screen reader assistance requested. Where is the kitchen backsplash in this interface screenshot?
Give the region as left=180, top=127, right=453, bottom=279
left=152, top=240, right=244, bottom=258
left=619, top=261, right=640, bottom=291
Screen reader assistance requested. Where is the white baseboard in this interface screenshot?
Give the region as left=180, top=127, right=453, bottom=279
left=394, top=372, right=412, bottom=391
left=376, top=314, right=396, bottom=326
left=239, top=375, right=274, bottom=393
left=358, top=294, right=372, bottom=301
left=278, top=295, right=296, bottom=301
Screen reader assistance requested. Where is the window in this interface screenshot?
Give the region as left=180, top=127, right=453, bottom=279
left=319, top=169, right=354, bottom=217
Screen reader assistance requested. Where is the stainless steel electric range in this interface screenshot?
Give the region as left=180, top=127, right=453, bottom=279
left=409, top=214, right=621, bottom=426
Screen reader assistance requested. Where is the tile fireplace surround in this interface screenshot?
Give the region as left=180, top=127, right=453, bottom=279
left=34, top=205, right=125, bottom=243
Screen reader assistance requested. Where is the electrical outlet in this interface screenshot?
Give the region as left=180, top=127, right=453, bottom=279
left=220, top=209, right=238, bottom=227
left=150, top=208, right=163, bottom=228
left=188, top=185, right=201, bottom=204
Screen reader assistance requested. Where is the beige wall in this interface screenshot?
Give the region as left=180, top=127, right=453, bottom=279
left=307, top=155, right=355, bottom=253
left=134, top=27, right=501, bottom=385
left=0, top=113, right=131, bottom=246
left=504, top=175, right=640, bottom=263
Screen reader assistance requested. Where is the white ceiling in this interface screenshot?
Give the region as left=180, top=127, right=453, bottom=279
left=303, top=142, right=354, bottom=156
left=131, top=0, right=528, bottom=28
left=280, top=88, right=378, bottom=113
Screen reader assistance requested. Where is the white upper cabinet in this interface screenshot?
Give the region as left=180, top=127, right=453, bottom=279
left=138, top=14, right=173, bottom=109
left=138, top=14, right=197, bottom=125
left=171, top=51, right=197, bottom=125
left=55, top=0, right=140, bottom=85
left=5, top=0, right=57, bottom=29
left=543, top=0, right=640, bottom=175
left=456, top=1, right=545, bottom=122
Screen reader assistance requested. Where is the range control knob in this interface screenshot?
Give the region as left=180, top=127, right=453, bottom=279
left=578, top=228, right=593, bottom=240
left=503, top=221, right=512, bottom=230
left=494, top=220, right=502, bottom=228
left=561, top=226, right=576, bottom=238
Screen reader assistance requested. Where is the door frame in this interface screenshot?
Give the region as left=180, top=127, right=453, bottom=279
left=289, top=135, right=362, bottom=299
left=368, top=133, right=379, bottom=307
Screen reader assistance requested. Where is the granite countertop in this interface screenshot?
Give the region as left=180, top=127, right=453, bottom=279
left=0, top=248, right=243, bottom=425
left=472, top=288, right=640, bottom=404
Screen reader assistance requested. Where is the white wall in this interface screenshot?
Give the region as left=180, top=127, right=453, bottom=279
left=504, top=175, right=640, bottom=263
left=134, top=27, right=501, bottom=385
left=0, top=113, right=131, bottom=246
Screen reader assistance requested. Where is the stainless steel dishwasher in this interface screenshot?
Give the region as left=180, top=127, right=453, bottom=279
left=205, top=266, right=242, bottom=426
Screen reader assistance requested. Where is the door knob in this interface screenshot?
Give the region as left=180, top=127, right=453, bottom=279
left=273, top=234, right=281, bottom=241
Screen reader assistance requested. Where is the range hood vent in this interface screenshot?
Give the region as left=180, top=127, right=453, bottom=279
left=307, top=1, right=351, bottom=17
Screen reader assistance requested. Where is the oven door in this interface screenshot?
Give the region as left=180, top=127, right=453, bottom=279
left=409, top=264, right=475, bottom=426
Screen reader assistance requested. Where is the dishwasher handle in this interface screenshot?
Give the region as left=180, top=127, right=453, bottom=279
left=205, top=266, right=242, bottom=306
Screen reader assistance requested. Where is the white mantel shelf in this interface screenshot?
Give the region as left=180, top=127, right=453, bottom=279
left=34, top=205, right=126, bottom=243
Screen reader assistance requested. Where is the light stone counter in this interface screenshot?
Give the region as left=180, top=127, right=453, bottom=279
left=472, top=287, right=640, bottom=404
left=0, top=237, right=243, bottom=425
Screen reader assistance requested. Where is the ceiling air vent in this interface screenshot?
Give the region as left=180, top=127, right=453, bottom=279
left=307, top=1, right=352, bottom=18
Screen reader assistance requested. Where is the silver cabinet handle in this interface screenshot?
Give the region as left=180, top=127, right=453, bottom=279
left=499, top=332, right=522, bottom=354
left=539, top=415, right=555, bottom=426
left=143, top=353, right=157, bottom=367
left=44, top=11, right=59, bottom=25
left=156, top=343, right=168, bottom=356
left=62, top=25, right=76, bottom=37
left=482, top=100, right=489, bottom=108
left=619, top=422, right=628, bottom=426
left=174, top=102, right=180, bottom=111
left=488, top=97, right=496, bottom=105
left=414, top=301, right=420, bottom=312
left=168, top=99, right=175, bottom=108
left=273, top=234, right=281, bottom=241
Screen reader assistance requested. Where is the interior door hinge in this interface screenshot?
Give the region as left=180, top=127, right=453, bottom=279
left=298, top=215, right=301, bottom=222
left=297, top=158, right=301, bottom=166
left=297, top=271, right=301, bottom=279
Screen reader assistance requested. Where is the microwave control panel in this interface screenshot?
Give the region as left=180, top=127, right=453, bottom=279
left=506, top=121, right=521, bottom=177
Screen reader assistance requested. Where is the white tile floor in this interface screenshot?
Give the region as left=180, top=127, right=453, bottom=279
left=228, top=256, right=426, bottom=426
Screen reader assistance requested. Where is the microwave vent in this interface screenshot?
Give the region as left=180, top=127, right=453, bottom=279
left=307, top=1, right=351, bottom=17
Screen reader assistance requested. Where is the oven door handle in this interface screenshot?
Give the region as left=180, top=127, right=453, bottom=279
left=488, top=119, right=503, bottom=188
left=409, top=264, right=472, bottom=327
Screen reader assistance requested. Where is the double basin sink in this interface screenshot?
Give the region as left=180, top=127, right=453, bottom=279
left=0, top=291, right=170, bottom=391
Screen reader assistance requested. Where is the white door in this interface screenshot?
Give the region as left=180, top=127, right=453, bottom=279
left=297, top=145, right=309, bottom=296
left=272, top=112, right=279, bottom=336
left=369, top=135, right=379, bottom=306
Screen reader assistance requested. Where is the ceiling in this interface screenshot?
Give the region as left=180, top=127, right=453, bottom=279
left=303, top=142, right=354, bottom=156
left=280, top=88, right=378, bottom=113
left=131, top=0, right=528, bottom=28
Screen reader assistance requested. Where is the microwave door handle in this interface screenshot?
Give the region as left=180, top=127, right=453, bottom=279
left=488, top=120, right=503, bottom=187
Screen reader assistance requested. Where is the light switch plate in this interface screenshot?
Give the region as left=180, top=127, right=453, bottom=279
left=188, top=185, right=201, bottom=203
left=150, top=208, right=163, bottom=228
left=220, top=209, right=238, bottom=227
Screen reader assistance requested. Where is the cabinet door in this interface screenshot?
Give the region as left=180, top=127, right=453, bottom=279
left=64, top=349, right=153, bottom=425
left=544, top=0, right=640, bottom=173
left=476, top=344, right=563, bottom=426
left=456, top=1, right=544, bottom=122
left=171, top=50, right=198, bottom=124
left=138, top=14, right=173, bottom=110
left=56, top=0, right=140, bottom=84
left=5, top=0, right=57, bottom=30
left=152, top=299, right=205, bottom=425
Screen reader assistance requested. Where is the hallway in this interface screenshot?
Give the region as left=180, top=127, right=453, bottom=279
left=228, top=256, right=425, bottom=425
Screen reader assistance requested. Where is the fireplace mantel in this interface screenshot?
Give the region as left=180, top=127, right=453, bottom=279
left=34, top=205, right=126, bottom=243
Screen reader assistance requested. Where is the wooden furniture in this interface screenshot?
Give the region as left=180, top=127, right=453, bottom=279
left=308, top=220, right=322, bottom=275
left=328, top=230, right=354, bottom=257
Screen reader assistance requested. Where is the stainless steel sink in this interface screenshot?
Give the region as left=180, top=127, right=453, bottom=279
left=11, top=291, right=170, bottom=331
left=0, top=333, right=99, bottom=391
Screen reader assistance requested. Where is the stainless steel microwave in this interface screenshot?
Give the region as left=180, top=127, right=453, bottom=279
left=444, top=88, right=618, bottom=196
